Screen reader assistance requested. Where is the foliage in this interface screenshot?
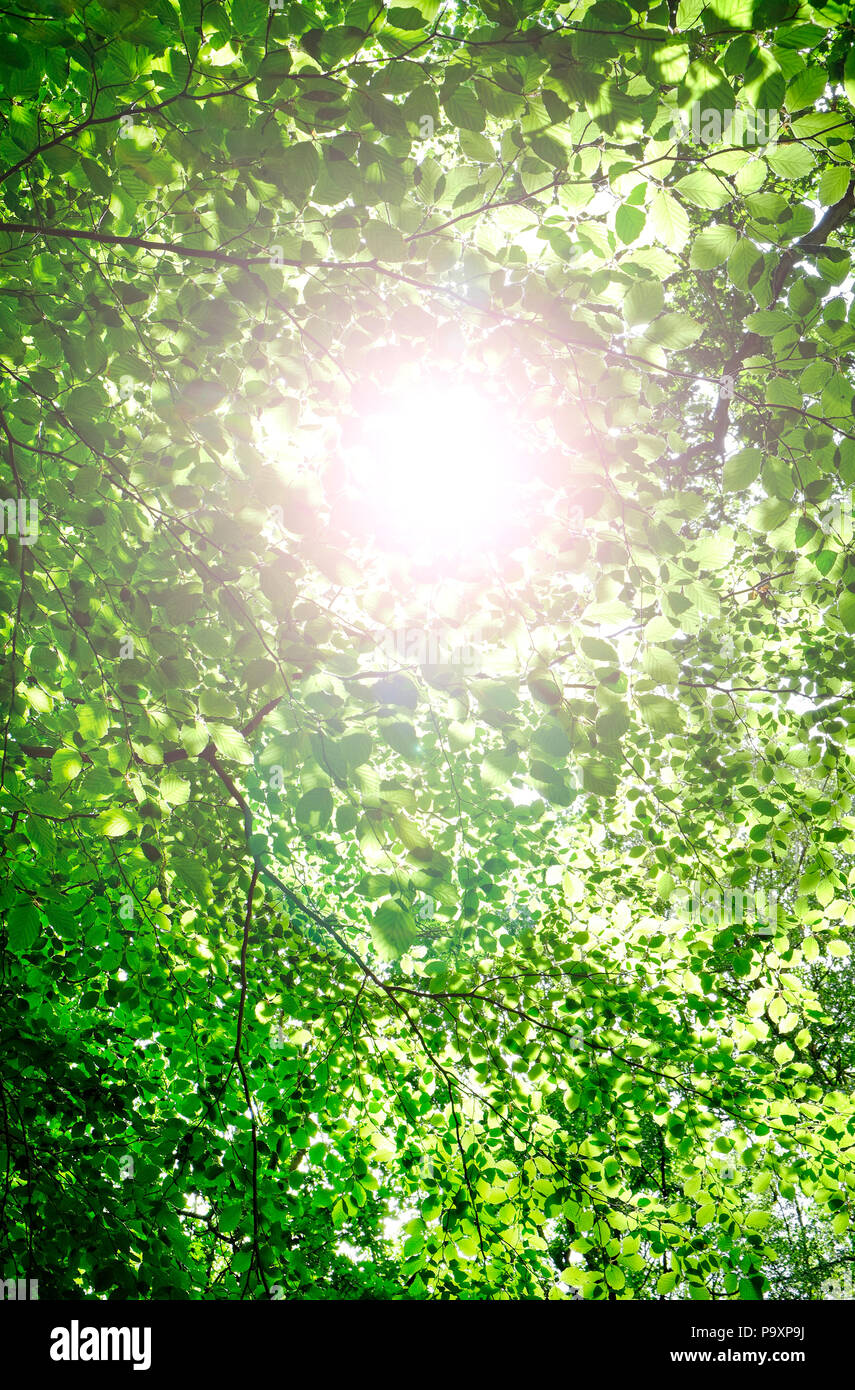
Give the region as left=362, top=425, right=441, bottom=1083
left=1, top=0, right=855, bottom=1300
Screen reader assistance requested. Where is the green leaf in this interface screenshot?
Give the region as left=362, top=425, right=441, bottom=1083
left=615, top=204, right=645, bottom=244
left=210, top=726, right=254, bottom=764
left=766, top=143, right=814, bottom=180
left=95, top=810, right=137, bottom=837
left=648, top=191, right=690, bottom=250
left=744, top=1211, right=771, bottom=1230
left=743, top=49, right=784, bottom=110
left=817, top=164, right=850, bottom=207
left=624, top=279, right=664, bottom=326
left=443, top=83, right=485, bottom=132
left=173, top=857, right=213, bottom=902
left=785, top=66, right=827, bottom=112
left=580, top=636, right=619, bottom=663
left=675, top=171, right=731, bottom=210
left=842, top=46, right=855, bottom=108
left=51, top=747, right=83, bottom=784
left=364, top=220, right=407, bottom=261
left=645, top=312, right=703, bottom=348
left=744, top=309, right=790, bottom=335
left=643, top=646, right=680, bottom=684
left=728, top=238, right=762, bottom=291
left=481, top=749, right=519, bottom=788
left=6, top=901, right=39, bottom=952
left=763, top=375, right=801, bottom=409
left=747, top=496, right=791, bottom=530
left=160, top=773, right=191, bottom=806
left=723, top=447, right=763, bottom=491
left=689, top=224, right=737, bottom=270
left=371, top=900, right=418, bottom=960
left=838, top=591, right=855, bottom=633
left=295, top=787, right=334, bottom=829
left=280, top=140, right=320, bottom=203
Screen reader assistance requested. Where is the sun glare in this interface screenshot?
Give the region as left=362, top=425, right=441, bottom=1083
left=344, top=380, right=520, bottom=563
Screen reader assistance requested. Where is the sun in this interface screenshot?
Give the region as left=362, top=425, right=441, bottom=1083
left=343, top=378, right=521, bottom=564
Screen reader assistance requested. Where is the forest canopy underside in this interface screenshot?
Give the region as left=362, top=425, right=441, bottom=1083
left=3, top=0, right=855, bottom=1301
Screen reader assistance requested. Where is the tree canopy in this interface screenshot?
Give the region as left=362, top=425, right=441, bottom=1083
left=2, top=0, right=855, bottom=1302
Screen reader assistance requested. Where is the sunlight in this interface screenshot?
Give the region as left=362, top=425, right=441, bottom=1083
left=344, top=379, right=520, bottom=562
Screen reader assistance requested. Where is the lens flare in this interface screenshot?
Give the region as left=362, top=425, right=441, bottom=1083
left=344, top=380, right=519, bottom=562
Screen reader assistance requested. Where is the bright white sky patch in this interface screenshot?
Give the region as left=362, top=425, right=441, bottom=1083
left=344, top=380, right=520, bottom=563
